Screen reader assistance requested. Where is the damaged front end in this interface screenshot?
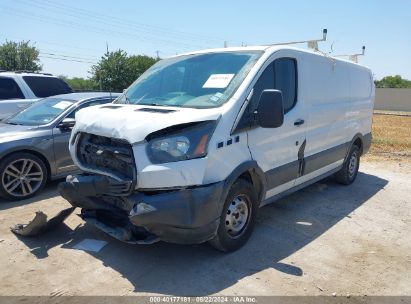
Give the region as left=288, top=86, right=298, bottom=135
left=62, top=131, right=223, bottom=245
left=57, top=173, right=223, bottom=245
left=57, top=132, right=162, bottom=244
left=58, top=174, right=159, bottom=244
left=13, top=130, right=224, bottom=245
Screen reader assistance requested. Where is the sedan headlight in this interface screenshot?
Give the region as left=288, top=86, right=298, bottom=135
left=147, top=121, right=217, bottom=164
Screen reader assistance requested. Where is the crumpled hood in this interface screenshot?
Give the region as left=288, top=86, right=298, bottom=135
left=73, top=104, right=221, bottom=143
left=0, top=123, right=37, bottom=142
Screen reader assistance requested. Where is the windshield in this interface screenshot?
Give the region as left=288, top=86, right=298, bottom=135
left=6, top=97, right=75, bottom=126
left=115, top=51, right=262, bottom=108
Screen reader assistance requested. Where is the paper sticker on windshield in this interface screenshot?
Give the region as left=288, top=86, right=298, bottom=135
left=203, top=74, right=235, bottom=89
left=209, top=92, right=224, bottom=104
left=52, top=101, right=73, bottom=110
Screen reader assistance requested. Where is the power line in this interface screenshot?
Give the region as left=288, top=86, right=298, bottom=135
left=1, top=5, right=210, bottom=50
left=0, top=34, right=103, bottom=54
left=38, top=55, right=96, bottom=64
left=40, top=51, right=99, bottom=62
left=25, top=0, right=230, bottom=45
left=3, top=2, right=216, bottom=50
left=1, top=35, right=172, bottom=61
left=0, top=37, right=101, bottom=61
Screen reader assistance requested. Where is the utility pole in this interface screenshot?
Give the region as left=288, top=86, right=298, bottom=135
left=224, top=41, right=228, bottom=48
left=155, top=50, right=160, bottom=60
left=99, top=71, right=102, bottom=92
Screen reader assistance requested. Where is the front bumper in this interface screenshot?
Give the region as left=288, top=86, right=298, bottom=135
left=58, top=174, right=224, bottom=244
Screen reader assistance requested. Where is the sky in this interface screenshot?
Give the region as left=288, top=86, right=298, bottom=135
left=1, top=0, right=410, bottom=80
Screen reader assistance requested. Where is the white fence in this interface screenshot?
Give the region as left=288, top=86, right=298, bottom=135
left=375, top=88, right=411, bottom=112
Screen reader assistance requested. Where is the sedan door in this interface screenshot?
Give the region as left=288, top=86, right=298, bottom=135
left=52, top=98, right=113, bottom=176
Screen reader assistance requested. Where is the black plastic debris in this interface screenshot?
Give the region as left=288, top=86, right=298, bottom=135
left=10, top=207, right=76, bottom=236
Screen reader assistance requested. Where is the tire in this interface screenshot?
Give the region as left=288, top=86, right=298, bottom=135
left=335, top=145, right=360, bottom=185
left=0, top=152, right=48, bottom=201
left=209, top=179, right=259, bottom=252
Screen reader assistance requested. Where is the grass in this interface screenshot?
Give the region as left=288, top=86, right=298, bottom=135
left=364, top=113, right=411, bottom=162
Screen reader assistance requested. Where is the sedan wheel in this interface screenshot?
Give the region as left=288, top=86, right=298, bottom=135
left=0, top=153, right=47, bottom=201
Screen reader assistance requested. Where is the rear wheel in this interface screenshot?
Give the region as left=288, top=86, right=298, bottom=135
left=0, top=152, right=47, bottom=201
left=209, top=179, right=258, bottom=252
left=335, top=145, right=360, bottom=185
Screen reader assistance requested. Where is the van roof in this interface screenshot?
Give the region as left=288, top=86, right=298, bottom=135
left=175, top=45, right=370, bottom=69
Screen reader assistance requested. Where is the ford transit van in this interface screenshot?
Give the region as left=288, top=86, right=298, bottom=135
left=58, top=46, right=374, bottom=251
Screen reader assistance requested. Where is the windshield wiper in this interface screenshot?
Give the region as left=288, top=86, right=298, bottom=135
left=5, top=121, right=22, bottom=125
left=124, top=93, right=132, bottom=104
left=139, top=102, right=168, bottom=107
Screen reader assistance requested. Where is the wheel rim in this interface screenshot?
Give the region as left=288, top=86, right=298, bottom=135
left=225, top=194, right=251, bottom=238
left=348, top=152, right=358, bottom=179
left=2, top=158, right=43, bottom=198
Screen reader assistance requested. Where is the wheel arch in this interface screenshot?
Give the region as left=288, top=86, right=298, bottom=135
left=222, top=161, right=266, bottom=209
left=0, top=149, right=51, bottom=180
left=352, top=134, right=364, bottom=154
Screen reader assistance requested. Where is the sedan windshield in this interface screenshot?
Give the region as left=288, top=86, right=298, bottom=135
left=6, top=97, right=75, bottom=126
left=115, top=51, right=262, bottom=108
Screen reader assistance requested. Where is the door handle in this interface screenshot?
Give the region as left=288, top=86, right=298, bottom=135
left=294, top=119, right=305, bottom=126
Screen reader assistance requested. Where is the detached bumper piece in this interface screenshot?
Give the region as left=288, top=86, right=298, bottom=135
left=11, top=207, right=75, bottom=236
left=58, top=174, right=224, bottom=245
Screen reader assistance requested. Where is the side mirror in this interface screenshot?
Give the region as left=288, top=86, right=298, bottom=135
left=255, top=89, right=284, bottom=128
left=58, top=118, right=76, bottom=129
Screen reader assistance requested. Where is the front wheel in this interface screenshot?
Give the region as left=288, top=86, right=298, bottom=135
left=209, top=179, right=259, bottom=252
left=0, top=152, right=47, bottom=201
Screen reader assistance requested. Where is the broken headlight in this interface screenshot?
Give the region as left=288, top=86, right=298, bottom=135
left=146, top=121, right=217, bottom=164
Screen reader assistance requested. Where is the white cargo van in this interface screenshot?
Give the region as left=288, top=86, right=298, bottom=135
left=59, top=45, right=374, bottom=251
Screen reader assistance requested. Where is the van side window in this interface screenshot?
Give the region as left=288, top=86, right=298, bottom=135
left=250, top=64, right=275, bottom=109
left=274, top=58, right=297, bottom=113
left=232, top=58, right=297, bottom=133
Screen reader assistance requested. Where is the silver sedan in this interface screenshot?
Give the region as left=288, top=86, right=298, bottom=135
left=0, top=92, right=120, bottom=201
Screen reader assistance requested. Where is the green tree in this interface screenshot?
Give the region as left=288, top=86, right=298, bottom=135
left=128, top=55, right=157, bottom=81
left=90, top=50, right=157, bottom=92
left=375, top=75, right=411, bottom=88
left=59, top=76, right=98, bottom=92
left=91, top=50, right=132, bottom=92
left=0, top=41, right=41, bottom=71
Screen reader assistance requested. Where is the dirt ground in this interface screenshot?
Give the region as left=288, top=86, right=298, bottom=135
left=366, top=113, right=411, bottom=162
left=0, top=160, right=410, bottom=296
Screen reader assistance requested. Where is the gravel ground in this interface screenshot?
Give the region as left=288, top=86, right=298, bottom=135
left=0, top=161, right=410, bottom=296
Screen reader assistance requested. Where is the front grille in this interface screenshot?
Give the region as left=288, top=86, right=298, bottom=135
left=76, top=132, right=135, bottom=181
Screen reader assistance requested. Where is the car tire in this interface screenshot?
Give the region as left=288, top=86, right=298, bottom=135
left=0, top=152, right=47, bottom=201
left=209, top=178, right=259, bottom=252
left=335, top=145, right=360, bottom=185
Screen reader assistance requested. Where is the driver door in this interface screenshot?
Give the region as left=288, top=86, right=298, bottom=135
left=246, top=51, right=307, bottom=200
